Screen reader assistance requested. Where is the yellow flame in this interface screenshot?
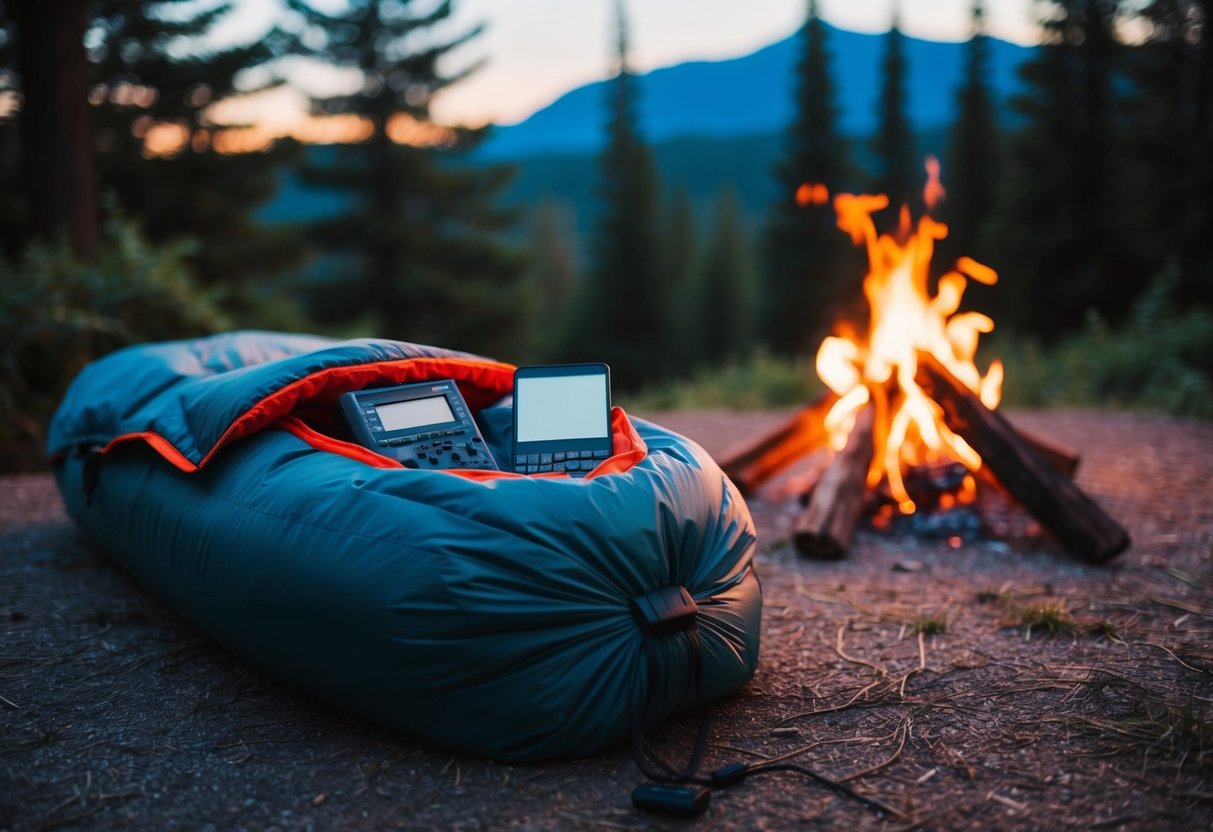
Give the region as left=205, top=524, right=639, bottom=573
left=814, top=163, right=1002, bottom=513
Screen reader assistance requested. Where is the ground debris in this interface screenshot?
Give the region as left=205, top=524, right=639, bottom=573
left=2, top=410, right=1212, bottom=829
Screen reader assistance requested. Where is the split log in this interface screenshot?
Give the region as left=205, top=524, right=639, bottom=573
left=914, top=351, right=1130, bottom=563
left=793, top=405, right=875, bottom=559
left=716, top=391, right=838, bottom=495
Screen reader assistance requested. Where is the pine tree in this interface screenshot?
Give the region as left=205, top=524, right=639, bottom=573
left=993, top=0, right=1140, bottom=337
left=0, top=2, right=23, bottom=258
left=581, top=0, right=663, bottom=387
left=288, top=0, right=524, bottom=356
left=522, top=197, right=579, bottom=361
left=762, top=0, right=856, bottom=357
left=86, top=1, right=301, bottom=311
left=1121, top=0, right=1212, bottom=308
left=940, top=0, right=1000, bottom=264
left=695, top=188, right=756, bottom=365
left=10, top=0, right=97, bottom=259
left=0, top=1, right=301, bottom=299
left=869, top=11, right=917, bottom=213
left=660, top=189, right=700, bottom=369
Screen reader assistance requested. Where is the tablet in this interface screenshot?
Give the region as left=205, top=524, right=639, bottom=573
left=512, top=364, right=612, bottom=476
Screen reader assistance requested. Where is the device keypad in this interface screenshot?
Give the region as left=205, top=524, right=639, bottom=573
left=513, top=449, right=609, bottom=475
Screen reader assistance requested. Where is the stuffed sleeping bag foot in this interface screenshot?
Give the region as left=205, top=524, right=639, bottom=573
left=47, top=332, right=762, bottom=761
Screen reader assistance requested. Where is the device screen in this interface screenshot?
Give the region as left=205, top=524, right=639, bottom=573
left=516, top=370, right=609, bottom=442
left=375, top=395, right=454, bottom=432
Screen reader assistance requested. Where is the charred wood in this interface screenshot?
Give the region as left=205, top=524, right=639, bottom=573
left=914, top=351, right=1130, bottom=563
left=793, top=405, right=875, bottom=559
left=717, top=391, right=838, bottom=495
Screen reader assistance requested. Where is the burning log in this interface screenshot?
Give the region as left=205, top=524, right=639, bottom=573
left=914, top=351, right=1130, bottom=563
left=716, top=390, right=1075, bottom=498
left=793, top=404, right=875, bottom=559
left=717, top=391, right=839, bottom=495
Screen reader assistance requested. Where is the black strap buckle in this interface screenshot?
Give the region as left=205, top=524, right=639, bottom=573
left=630, top=585, right=698, bottom=636
left=79, top=445, right=103, bottom=507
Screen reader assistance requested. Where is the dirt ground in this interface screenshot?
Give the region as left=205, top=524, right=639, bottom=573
left=2, top=408, right=1212, bottom=831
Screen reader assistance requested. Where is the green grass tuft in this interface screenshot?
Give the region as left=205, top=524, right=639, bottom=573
left=1013, top=601, right=1077, bottom=641
left=911, top=614, right=949, bottom=635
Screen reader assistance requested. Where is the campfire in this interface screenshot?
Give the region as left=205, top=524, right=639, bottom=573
left=720, top=159, right=1129, bottom=563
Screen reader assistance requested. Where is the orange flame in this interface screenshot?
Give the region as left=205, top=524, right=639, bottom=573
left=796, top=182, right=831, bottom=207
left=815, top=157, right=1002, bottom=513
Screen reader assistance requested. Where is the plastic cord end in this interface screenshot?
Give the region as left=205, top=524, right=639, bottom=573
left=631, top=783, right=710, bottom=818
left=710, top=762, right=750, bottom=788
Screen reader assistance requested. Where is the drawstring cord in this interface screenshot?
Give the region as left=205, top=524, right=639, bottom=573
left=628, top=585, right=902, bottom=820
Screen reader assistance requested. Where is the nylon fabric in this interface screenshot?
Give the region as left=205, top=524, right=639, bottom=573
left=48, top=332, right=762, bottom=761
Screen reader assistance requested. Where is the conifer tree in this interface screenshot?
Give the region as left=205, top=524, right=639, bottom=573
left=10, top=0, right=96, bottom=259
left=762, top=0, right=855, bottom=357
left=940, top=0, right=1000, bottom=266
left=1121, top=0, right=1212, bottom=308
left=86, top=1, right=300, bottom=310
left=581, top=0, right=663, bottom=386
left=522, top=197, right=579, bottom=361
left=0, top=1, right=300, bottom=302
left=0, top=2, right=23, bottom=257
left=696, top=189, right=756, bottom=365
left=869, top=11, right=917, bottom=213
left=993, top=0, right=1139, bottom=337
left=660, top=189, right=700, bottom=370
left=288, top=0, right=524, bottom=356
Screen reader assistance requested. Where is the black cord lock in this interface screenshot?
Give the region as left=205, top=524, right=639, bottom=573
left=630, top=585, right=699, bottom=636
left=79, top=444, right=103, bottom=507
left=632, top=783, right=710, bottom=818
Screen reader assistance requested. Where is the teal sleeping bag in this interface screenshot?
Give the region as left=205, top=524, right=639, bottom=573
left=47, top=332, right=761, bottom=761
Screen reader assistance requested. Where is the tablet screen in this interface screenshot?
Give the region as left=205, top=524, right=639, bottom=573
left=515, top=371, right=610, bottom=442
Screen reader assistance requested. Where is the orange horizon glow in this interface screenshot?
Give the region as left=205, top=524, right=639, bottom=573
left=140, top=111, right=455, bottom=158
left=84, top=84, right=458, bottom=158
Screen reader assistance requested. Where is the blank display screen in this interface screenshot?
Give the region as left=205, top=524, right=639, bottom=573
left=376, top=395, right=454, bottom=432
left=516, top=373, right=609, bottom=442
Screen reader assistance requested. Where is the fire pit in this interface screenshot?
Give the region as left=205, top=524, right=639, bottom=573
left=720, top=160, right=1130, bottom=563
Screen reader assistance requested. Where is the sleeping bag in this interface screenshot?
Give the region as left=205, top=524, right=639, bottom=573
left=47, top=332, right=761, bottom=761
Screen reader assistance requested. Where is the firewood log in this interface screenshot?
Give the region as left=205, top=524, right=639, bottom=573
left=717, top=391, right=838, bottom=495
left=792, top=404, right=875, bottom=559
left=914, top=351, right=1129, bottom=563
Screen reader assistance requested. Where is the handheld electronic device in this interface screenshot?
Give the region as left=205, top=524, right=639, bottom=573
left=512, top=363, right=611, bottom=476
left=336, top=380, right=497, bottom=471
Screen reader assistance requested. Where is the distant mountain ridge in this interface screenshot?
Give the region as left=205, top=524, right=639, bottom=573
left=479, top=22, right=1034, bottom=160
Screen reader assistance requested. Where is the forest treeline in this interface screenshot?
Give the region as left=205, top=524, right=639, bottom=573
left=0, top=0, right=1210, bottom=465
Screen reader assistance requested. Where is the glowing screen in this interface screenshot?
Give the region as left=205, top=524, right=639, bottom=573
left=376, top=395, right=454, bottom=432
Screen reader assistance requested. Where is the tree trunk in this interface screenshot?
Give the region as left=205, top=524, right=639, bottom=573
left=14, top=0, right=96, bottom=260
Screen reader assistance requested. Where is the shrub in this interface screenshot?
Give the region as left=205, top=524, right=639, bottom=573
left=994, top=265, right=1213, bottom=418
left=626, top=349, right=824, bottom=410
left=0, top=216, right=228, bottom=470
left=629, top=265, right=1212, bottom=419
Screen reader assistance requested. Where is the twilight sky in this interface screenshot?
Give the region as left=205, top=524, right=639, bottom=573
left=428, top=0, right=1041, bottom=126
left=213, top=0, right=1042, bottom=135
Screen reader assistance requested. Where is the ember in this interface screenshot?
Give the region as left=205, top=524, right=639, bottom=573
left=720, top=160, right=1129, bottom=562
